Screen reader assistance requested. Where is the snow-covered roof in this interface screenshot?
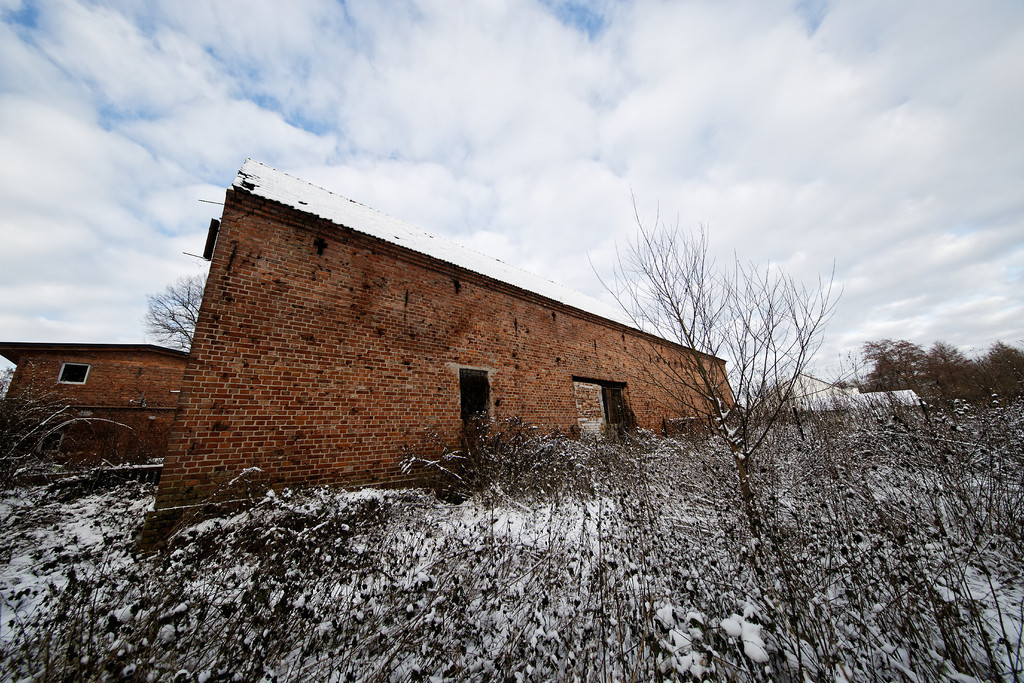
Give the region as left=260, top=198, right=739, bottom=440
left=792, top=374, right=858, bottom=411
left=852, top=389, right=921, bottom=407
left=798, top=386, right=922, bottom=412
left=233, top=159, right=631, bottom=327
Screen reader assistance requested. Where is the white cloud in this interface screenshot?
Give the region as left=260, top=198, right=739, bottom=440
left=0, top=0, right=1021, bottom=376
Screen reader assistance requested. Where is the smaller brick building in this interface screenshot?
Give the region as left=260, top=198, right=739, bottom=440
left=0, top=343, right=188, bottom=464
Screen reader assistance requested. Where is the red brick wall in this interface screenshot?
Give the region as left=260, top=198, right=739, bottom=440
left=154, top=188, right=722, bottom=511
left=6, top=347, right=187, bottom=463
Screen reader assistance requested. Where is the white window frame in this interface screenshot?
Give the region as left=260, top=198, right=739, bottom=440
left=58, top=362, right=91, bottom=385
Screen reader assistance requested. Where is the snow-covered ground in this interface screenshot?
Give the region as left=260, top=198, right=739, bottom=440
left=2, top=403, right=1022, bottom=682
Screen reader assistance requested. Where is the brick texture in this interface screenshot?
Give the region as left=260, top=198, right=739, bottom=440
left=152, top=187, right=725, bottom=517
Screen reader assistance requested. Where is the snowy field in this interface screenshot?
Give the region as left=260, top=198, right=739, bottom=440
left=1, top=403, right=1022, bottom=682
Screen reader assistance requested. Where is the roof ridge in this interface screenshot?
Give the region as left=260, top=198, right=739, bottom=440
left=232, top=160, right=630, bottom=327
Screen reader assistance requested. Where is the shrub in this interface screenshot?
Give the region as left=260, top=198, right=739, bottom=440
left=401, top=417, right=648, bottom=504
left=2, top=402, right=1021, bottom=681
left=0, top=392, right=74, bottom=488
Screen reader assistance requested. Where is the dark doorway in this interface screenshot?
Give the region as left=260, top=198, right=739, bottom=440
left=460, top=369, right=490, bottom=422
left=603, top=386, right=627, bottom=428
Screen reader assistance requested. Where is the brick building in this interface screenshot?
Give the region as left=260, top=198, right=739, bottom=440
left=150, top=160, right=724, bottom=523
left=0, top=342, right=188, bottom=464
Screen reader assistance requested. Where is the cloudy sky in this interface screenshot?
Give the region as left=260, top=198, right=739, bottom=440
left=1, top=0, right=1022, bottom=375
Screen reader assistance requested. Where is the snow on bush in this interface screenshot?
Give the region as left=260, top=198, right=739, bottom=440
left=1, top=401, right=1022, bottom=681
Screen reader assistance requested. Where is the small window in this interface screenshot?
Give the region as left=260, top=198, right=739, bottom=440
left=460, top=369, right=490, bottom=422
left=59, top=363, right=90, bottom=384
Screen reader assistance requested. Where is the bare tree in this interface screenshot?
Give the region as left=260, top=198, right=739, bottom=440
left=922, top=341, right=973, bottom=405
left=144, top=272, right=207, bottom=352
left=860, top=338, right=928, bottom=394
left=974, top=340, right=1024, bottom=402
left=858, top=338, right=1024, bottom=406
left=607, top=208, right=838, bottom=527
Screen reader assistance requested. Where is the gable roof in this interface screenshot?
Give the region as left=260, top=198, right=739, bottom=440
left=233, top=159, right=631, bottom=328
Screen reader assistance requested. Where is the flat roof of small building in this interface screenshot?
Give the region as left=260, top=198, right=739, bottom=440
left=0, top=342, right=188, bottom=365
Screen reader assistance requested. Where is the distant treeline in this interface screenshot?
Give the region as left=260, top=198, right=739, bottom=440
left=857, top=338, right=1024, bottom=406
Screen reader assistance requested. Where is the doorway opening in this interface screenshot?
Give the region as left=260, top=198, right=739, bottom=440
left=459, top=368, right=490, bottom=423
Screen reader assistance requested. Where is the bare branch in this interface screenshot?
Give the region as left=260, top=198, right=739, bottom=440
left=606, top=205, right=839, bottom=528
left=144, top=272, right=207, bottom=352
